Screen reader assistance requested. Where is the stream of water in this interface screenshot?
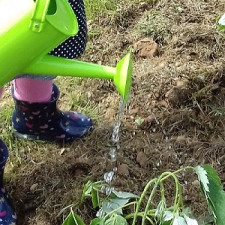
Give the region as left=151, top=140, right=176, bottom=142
left=103, top=98, right=125, bottom=194
left=97, top=99, right=126, bottom=217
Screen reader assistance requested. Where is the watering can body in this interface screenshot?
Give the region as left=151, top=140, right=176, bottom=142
left=0, top=0, right=78, bottom=85
left=0, top=0, right=132, bottom=102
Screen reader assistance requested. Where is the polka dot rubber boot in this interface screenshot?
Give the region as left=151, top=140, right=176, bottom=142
left=12, top=84, right=93, bottom=142
left=0, top=139, right=17, bottom=225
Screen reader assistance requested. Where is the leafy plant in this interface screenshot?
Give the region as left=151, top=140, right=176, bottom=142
left=62, top=165, right=225, bottom=225
left=218, top=13, right=225, bottom=31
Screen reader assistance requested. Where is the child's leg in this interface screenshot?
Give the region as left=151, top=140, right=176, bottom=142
left=12, top=78, right=92, bottom=142
left=0, top=88, right=17, bottom=224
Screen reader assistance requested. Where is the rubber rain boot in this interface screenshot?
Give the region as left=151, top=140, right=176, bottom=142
left=12, top=84, right=93, bottom=142
left=0, top=139, right=17, bottom=224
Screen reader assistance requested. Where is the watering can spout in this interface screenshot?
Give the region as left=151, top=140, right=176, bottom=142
left=24, top=53, right=132, bottom=102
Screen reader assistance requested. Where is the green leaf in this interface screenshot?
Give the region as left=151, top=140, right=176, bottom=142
left=90, top=218, right=103, bottom=225
left=163, top=211, right=173, bottom=222
left=218, top=14, right=225, bottom=25
left=184, top=216, right=198, bottom=225
left=73, top=214, right=86, bottom=225
left=101, top=198, right=129, bottom=215
left=62, top=210, right=86, bottom=225
left=62, top=212, right=75, bottom=225
left=218, top=14, right=225, bottom=31
left=218, top=25, right=225, bottom=31
left=195, top=165, right=225, bottom=225
left=91, top=188, right=100, bottom=208
left=81, top=181, right=93, bottom=202
left=111, top=190, right=139, bottom=199
left=172, top=216, right=187, bottom=225
left=81, top=181, right=105, bottom=205
left=135, top=118, right=144, bottom=126
left=104, top=214, right=128, bottom=225
left=155, top=200, right=167, bottom=221
left=195, top=166, right=209, bottom=192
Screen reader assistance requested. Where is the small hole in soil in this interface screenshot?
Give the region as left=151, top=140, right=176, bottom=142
left=68, top=163, right=90, bottom=177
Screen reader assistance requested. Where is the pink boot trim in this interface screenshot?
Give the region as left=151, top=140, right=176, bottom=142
left=13, top=78, right=53, bottom=103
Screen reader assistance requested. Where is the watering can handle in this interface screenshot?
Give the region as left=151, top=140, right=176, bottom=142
left=29, top=0, right=51, bottom=32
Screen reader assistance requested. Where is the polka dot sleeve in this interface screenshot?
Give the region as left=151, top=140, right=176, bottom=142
left=49, top=0, right=87, bottom=59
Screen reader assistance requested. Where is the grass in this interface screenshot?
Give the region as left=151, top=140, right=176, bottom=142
left=84, top=0, right=119, bottom=20
left=136, top=9, right=171, bottom=44
left=55, top=77, right=101, bottom=122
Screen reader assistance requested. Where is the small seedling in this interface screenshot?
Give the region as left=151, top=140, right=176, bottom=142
left=135, top=117, right=144, bottom=126
left=218, top=13, right=225, bottom=31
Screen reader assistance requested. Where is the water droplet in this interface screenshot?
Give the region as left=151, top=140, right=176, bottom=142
left=109, top=147, right=116, bottom=162
left=104, top=171, right=114, bottom=183
left=106, top=201, right=111, bottom=209
left=105, top=186, right=112, bottom=195
left=113, top=167, right=117, bottom=172
left=96, top=208, right=104, bottom=218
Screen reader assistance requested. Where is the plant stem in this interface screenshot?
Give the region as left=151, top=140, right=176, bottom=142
left=102, top=201, right=137, bottom=223
left=125, top=210, right=155, bottom=219
left=142, top=179, right=160, bottom=225
left=160, top=172, right=182, bottom=214
left=160, top=166, right=194, bottom=182
left=139, top=167, right=194, bottom=225
left=132, top=178, right=157, bottom=225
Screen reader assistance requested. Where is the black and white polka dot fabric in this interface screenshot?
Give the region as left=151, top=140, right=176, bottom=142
left=49, top=0, right=87, bottom=59
left=16, top=0, right=87, bottom=80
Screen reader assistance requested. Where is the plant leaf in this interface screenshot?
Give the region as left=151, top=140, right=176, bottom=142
left=73, top=214, right=86, bottom=225
left=111, top=190, right=139, bottom=199
left=91, top=188, right=100, bottom=208
left=218, top=14, right=225, bottom=25
left=104, top=214, right=128, bottom=225
left=81, top=181, right=93, bottom=202
left=172, top=216, right=187, bottom=225
left=155, top=200, right=167, bottom=221
left=195, top=165, right=225, bottom=225
left=101, top=198, right=129, bottom=215
left=218, top=14, right=225, bottom=31
left=195, top=166, right=209, bottom=192
left=62, top=210, right=86, bottom=225
left=90, top=218, right=103, bottom=225
left=184, top=216, right=198, bottom=225
left=62, top=211, right=76, bottom=225
left=160, top=210, right=173, bottom=225
left=163, top=211, right=174, bottom=222
left=135, top=118, right=144, bottom=126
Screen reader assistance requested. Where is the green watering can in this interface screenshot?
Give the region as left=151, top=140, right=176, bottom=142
left=0, top=0, right=132, bottom=102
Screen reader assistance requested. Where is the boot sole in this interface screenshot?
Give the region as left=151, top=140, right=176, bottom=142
left=13, top=131, right=72, bottom=142
left=13, top=127, right=93, bottom=143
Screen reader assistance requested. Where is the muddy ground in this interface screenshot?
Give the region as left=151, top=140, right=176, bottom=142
left=1, top=0, right=225, bottom=224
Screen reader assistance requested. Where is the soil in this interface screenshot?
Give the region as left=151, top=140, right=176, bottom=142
left=1, top=0, right=225, bottom=224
